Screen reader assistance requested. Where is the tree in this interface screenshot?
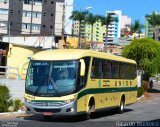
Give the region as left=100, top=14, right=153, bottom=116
left=99, top=14, right=118, bottom=49
left=70, top=10, right=88, bottom=48
left=0, top=85, right=13, bottom=112
left=145, top=12, right=160, bottom=40
left=130, top=20, right=144, bottom=38
left=122, top=38, right=160, bottom=81
left=85, top=13, right=99, bottom=48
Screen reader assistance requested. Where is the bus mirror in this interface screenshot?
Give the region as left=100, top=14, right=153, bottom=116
left=80, top=59, right=85, bottom=76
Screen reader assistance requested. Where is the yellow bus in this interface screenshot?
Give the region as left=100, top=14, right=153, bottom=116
left=25, top=49, right=137, bottom=119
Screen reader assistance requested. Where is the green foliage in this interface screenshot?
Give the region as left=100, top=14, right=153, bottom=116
left=145, top=12, right=160, bottom=40
left=0, top=85, right=13, bottom=112
left=137, top=87, right=144, bottom=97
left=122, top=38, right=160, bottom=80
left=131, top=20, right=144, bottom=34
left=14, top=99, right=23, bottom=111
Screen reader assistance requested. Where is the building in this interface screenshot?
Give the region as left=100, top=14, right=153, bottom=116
left=145, top=12, right=160, bottom=41
left=73, top=20, right=105, bottom=42
left=0, top=0, right=73, bottom=37
left=121, top=15, right=131, bottom=36
left=145, top=20, right=153, bottom=38
left=0, top=42, right=42, bottom=79
left=106, top=10, right=122, bottom=44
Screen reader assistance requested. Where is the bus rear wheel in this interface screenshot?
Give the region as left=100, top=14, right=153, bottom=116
left=117, top=97, right=125, bottom=114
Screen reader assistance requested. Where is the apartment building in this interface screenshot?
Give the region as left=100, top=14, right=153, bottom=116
left=106, top=10, right=122, bottom=44
left=121, top=15, right=131, bottom=36
left=0, top=0, right=73, bottom=36
left=73, top=20, right=104, bottom=42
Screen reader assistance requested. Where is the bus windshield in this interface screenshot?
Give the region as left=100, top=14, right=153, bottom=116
left=25, top=60, right=78, bottom=97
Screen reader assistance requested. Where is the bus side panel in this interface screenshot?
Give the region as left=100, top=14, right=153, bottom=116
left=125, top=91, right=137, bottom=104
left=77, top=96, right=86, bottom=113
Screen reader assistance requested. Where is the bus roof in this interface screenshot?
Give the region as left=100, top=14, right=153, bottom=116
left=31, top=49, right=136, bottom=64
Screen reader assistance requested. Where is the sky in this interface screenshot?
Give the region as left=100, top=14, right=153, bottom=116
left=74, top=0, right=160, bottom=24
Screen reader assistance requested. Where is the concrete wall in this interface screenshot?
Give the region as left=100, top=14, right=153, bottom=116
left=0, top=79, right=25, bottom=101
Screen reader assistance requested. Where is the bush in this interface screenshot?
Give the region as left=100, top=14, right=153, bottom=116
left=14, top=99, right=23, bottom=111
left=0, top=85, right=13, bottom=112
left=137, top=87, right=144, bottom=98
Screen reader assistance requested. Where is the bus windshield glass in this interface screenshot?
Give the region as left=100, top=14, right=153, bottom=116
left=25, top=60, right=78, bottom=97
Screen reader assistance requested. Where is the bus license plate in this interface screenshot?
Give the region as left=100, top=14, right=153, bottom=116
left=43, top=112, right=53, bottom=116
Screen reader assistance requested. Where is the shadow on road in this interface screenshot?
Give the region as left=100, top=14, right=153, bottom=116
left=22, top=108, right=134, bottom=122
left=147, top=88, right=160, bottom=93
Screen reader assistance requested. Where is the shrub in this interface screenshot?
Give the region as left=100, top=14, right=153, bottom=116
left=14, top=99, right=23, bottom=111
left=137, top=87, right=144, bottom=98
left=0, top=85, right=13, bottom=112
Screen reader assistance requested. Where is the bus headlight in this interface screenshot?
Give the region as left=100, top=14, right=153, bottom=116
left=25, top=98, right=31, bottom=103
left=65, top=98, right=75, bottom=104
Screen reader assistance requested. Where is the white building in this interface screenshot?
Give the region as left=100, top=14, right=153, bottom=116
left=106, top=10, right=122, bottom=44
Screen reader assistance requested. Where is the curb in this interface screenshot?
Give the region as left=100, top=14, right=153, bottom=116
left=137, top=95, right=144, bottom=100
left=0, top=111, right=26, bottom=117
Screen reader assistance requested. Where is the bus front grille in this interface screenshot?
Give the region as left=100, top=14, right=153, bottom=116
left=34, top=108, right=61, bottom=113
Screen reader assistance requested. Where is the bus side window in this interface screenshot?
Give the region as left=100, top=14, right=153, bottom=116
left=91, top=58, right=102, bottom=78
left=102, top=60, right=111, bottom=79
left=111, top=61, right=119, bottom=79
left=131, top=64, right=137, bottom=79
left=119, top=62, right=125, bottom=79
left=125, top=64, right=131, bottom=79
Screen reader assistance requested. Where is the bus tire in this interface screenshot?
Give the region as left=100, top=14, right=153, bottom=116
left=117, top=96, right=125, bottom=114
left=85, top=98, right=95, bottom=120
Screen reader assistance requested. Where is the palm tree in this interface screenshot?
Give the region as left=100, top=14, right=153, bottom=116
left=99, top=14, right=118, bottom=48
left=145, top=12, right=160, bottom=40
left=85, top=13, right=99, bottom=49
left=70, top=10, right=88, bottom=48
left=130, top=20, right=144, bottom=38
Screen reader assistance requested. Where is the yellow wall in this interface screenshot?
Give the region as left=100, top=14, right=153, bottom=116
left=7, top=44, right=41, bottom=79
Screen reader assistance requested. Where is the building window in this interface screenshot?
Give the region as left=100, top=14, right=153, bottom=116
left=0, top=21, right=7, bottom=29
left=32, top=24, right=41, bottom=30
left=0, top=0, right=8, bottom=4
left=22, top=23, right=30, bottom=29
left=23, top=11, right=31, bottom=17
left=50, top=25, right=53, bottom=29
left=51, top=1, right=54, bottom=4
left=42, top=25, right=45, bottom=28
left=0, top=8, right=8, bottom=15
left=51, top=13, right=54, bottom=16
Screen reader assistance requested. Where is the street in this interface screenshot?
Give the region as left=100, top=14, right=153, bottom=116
left=0, top=81, right=160, bottom=127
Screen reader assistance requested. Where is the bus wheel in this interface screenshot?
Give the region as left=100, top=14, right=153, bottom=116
left=85, top=105, right=92, bottom=120
left=85, top=98, right=95, bottom=120
left=117, top=97, right=125, bottom=114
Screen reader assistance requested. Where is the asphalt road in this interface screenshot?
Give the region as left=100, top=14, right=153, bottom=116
left=0, top=81, right=160, bottom=127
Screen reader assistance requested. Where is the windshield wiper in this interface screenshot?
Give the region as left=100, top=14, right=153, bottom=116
left=49, top=77, right=61, bottom=97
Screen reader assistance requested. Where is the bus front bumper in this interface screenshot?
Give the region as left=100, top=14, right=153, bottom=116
left=25, top=100, right=78, bottom=116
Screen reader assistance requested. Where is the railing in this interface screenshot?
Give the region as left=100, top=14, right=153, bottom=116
left=0, top=66, right=19, bottom=79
